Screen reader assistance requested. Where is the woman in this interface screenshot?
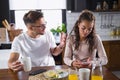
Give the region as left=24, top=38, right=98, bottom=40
left=64, top=10, right=108, bottom=68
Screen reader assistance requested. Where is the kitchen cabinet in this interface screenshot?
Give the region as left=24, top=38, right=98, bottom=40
left=67, top=0, right=119, bottom=12
left=0, top=0, right=10, bottom=27
left=67, top=0, right=92, bottom=12
left=0, top=49, right=11, bottom=69
left=103, top=40, right=120, bottom=70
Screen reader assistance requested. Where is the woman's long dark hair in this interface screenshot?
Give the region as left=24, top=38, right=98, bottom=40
left=71, top=10, right=96, bottom=53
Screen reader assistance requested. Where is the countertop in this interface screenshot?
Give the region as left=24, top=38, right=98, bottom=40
left=100, top=35, right=120, bottom=41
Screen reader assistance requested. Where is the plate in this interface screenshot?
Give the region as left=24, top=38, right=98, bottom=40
left=43, top=69, right=68, bottom=79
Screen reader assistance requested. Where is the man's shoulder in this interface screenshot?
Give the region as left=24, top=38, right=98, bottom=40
left=14, top=32, right=26, bottom=40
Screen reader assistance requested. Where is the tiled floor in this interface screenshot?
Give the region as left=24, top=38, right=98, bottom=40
left=0, top=49, right=11, bottom=69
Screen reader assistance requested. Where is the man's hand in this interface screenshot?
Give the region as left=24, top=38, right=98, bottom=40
left=59, top=32, right=67, bottom=48
left=50, top=32, right=67, bottom=56
left=9, top=61, right=23, bottom=72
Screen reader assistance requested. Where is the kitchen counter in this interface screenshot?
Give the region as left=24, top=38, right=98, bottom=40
left=0, top=49, right=11, bottom=69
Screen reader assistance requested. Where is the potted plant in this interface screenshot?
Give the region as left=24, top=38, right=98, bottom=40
left=50, top=23, right=66, bottom=34
left=50, top=23, right=66, bottom=43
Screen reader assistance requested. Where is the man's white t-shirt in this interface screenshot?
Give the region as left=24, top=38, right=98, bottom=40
left=11, top=30, right=56, bottom=67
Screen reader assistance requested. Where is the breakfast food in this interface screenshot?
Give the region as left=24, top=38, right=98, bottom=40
left=44, top=69, right=68, bottom=79
left=44, top=70, right=59, bottom=78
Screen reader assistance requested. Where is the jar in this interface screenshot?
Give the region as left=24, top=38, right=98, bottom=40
left=116, top=27, right=120, bottom=36
left=113, top=1, right=118, bottom=10
left=110, top=27, right=116, bottom=36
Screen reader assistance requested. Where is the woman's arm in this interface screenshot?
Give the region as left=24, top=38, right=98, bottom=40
left=63, top=36, right=74, bottom=66
left=95, top=35, right=108, bottom=65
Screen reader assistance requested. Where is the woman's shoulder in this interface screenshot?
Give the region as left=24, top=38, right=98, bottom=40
left=94, top=34, right=102, bottom=41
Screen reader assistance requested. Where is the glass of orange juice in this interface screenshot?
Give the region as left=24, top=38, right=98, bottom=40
left=91, top=75, right=103, bottom=80
left=91, top=60, right=103, bottom=80
left=68, top=68, right=78, bottom=80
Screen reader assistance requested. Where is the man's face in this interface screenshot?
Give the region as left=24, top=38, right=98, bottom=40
left=30, top=17, right=46, bottom=35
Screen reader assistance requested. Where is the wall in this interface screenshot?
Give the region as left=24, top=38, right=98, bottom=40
left=9, top=0, right=66, bottom=10
left=66, top=11, right=120, bottom=40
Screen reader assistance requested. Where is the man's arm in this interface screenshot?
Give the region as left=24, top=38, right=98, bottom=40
left=8, top=52, right=23, bottom=72
left=50, top=32, right=67, bottom=56
left=50, top=44, right=64, bottom=56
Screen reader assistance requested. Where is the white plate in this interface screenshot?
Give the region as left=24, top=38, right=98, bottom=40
left=43, top=69, right=68, bottom=79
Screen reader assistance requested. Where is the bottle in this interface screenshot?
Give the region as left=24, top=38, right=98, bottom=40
left=91, top=59, right=103, bottom=80
left=103, top=1, right=109, bottom=11
left=116, top=27, right=120, bottom=36
left=113, top=1, right=118, bottom=10
left=119, top=0, right=120, bottom=10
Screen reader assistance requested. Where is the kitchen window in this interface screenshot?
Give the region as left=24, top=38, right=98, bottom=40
left=14, top=9, right=63, bottom=32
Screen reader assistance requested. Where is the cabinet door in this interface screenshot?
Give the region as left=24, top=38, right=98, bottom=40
left=67, top=0, right=93, bottom=12
left=103, top=41, right=120, bottom=70
left=0, top=0, right=10, bottom=27
left=109, top=42, right=120, bottom=70
left=102, top=41, right=110, bottom=67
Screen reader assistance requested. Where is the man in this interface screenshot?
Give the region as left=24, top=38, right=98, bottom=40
left=8, top=10, right=66, bottom=72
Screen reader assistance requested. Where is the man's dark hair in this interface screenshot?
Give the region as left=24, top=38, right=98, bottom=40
left=23, top=10, right=43, bottom=25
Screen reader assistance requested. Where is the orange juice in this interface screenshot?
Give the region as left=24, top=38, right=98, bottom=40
left=68, top=74, right=78, bottom=80
left=91, top=75, right=103, bottom=80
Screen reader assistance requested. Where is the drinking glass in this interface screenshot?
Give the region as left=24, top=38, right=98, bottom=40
left=21, top=56, right=31, bottom=72
left=79, top=68, right=90, bottom=80
left=68, top=68, right=78, bottom=80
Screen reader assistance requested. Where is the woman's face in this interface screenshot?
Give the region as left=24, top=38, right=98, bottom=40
left=78, top=20, right=94, bottom=40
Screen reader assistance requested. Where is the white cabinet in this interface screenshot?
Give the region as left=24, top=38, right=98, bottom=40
left=0, top=49, right=11, bottom=69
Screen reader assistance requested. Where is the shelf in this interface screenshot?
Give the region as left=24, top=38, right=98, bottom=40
left=94, top=10, right=120, bottom=14
left=94, top=9, right=120, bottom=12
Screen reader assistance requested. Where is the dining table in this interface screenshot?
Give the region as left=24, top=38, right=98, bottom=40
left=0, top=65, right=119, bottom=80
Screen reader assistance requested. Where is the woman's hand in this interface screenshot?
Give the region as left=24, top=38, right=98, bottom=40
left=71, top=60, right=83, bottom=68
left=81, top=58, right=92, bottom=68
left=9, top=61, right=23, bottom=72
left=72, top=58, right=92, bottom=68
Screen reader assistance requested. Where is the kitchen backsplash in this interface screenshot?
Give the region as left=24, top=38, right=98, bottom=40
left=66, top=11, right=120, bottom=40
